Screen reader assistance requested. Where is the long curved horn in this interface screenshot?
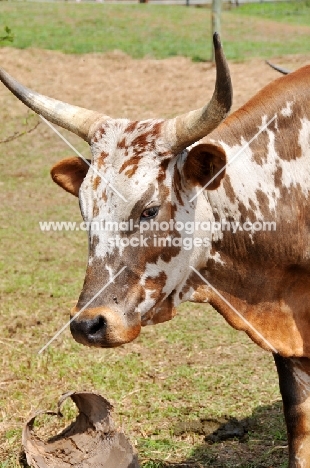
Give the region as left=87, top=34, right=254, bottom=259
left=265, top=60, right=290, bottom=75
left=163, top=33, right=232, bottom=153
left=0, top=68, right=108, bottom=143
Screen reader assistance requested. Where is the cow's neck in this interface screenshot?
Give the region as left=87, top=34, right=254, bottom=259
left=178, top=92, right=310, bottom=356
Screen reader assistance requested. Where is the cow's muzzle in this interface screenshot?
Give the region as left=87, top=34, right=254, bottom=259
left=70, top=306, right=141, bottom=348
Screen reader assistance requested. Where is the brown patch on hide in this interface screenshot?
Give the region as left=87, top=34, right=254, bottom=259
left=255, top=189, right=271, bottom=218
left=92, top=175, right=101, bottom=190
left=125, top=121, right=139, bottom=133
left=97, top=151, right=109, bottom=169
left=237, top=201, right=257, bottom=223
left=93, top=200, right=99, bottom=218
left=173, top=166, right=184, bottom=206
left=157, top=159, right=170, bottom=185
left=144, top=271, right=167, bottom=299
left=92, top=126, right=106, bottom=143
left=223, top=174, right=237, bottom=204
left=274, top=164, right=283, bottom=189
left=118, top=154, right=143, bottom=178
left=274, top=101, right=303, bottom=162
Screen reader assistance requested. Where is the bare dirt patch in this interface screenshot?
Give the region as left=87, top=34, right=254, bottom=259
left=1, top=48, right=309, bottom=122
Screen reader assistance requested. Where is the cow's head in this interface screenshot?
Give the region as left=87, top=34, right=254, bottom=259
left=0, top=34, right=232, bottom=348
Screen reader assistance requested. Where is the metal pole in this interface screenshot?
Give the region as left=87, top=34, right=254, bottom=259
left=211, top=0, right=222, bottom=62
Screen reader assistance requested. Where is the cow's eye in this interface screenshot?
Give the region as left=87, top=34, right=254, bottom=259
left=140, top=206, right=160, bottom=221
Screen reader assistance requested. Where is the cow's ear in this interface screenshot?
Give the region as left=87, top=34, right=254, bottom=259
left=51, top=157, right=90, bottom=197
left=183, top=143, right=227, bottom=190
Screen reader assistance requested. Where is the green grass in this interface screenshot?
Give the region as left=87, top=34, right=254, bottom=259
left=0, top=2, right=309, bottom=60
left=231, top=0, right=310, bottom=26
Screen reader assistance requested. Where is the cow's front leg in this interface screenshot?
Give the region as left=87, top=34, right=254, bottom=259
left=274, top=354, right=310, bottom=467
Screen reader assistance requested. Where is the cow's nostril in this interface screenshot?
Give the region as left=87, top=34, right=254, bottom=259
left=70, top=314, right=108, bottom=346
left=88, top=315, right=106, bottom=336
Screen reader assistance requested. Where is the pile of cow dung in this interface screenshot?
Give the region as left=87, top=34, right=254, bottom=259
left=173, top=416, right=250, bottom=443
left=20, top=391, right=140, bottom=468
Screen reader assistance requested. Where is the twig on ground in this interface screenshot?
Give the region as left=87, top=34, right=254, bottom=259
left=0, top=120, right=40, bottom=144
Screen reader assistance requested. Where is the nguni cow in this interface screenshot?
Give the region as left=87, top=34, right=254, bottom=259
left=1, top=35, right=310, bottom=467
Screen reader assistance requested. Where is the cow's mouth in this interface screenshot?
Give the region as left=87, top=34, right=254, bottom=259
left=70, top=306, right=141, bottom=348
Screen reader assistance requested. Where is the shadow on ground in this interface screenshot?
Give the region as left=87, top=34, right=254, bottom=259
left=147, top=401, right=288, bottom=468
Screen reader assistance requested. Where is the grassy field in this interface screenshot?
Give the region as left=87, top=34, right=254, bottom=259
left=0, top=2, right=309, bottom=60
left=232, top=0, right=310, bottom=26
